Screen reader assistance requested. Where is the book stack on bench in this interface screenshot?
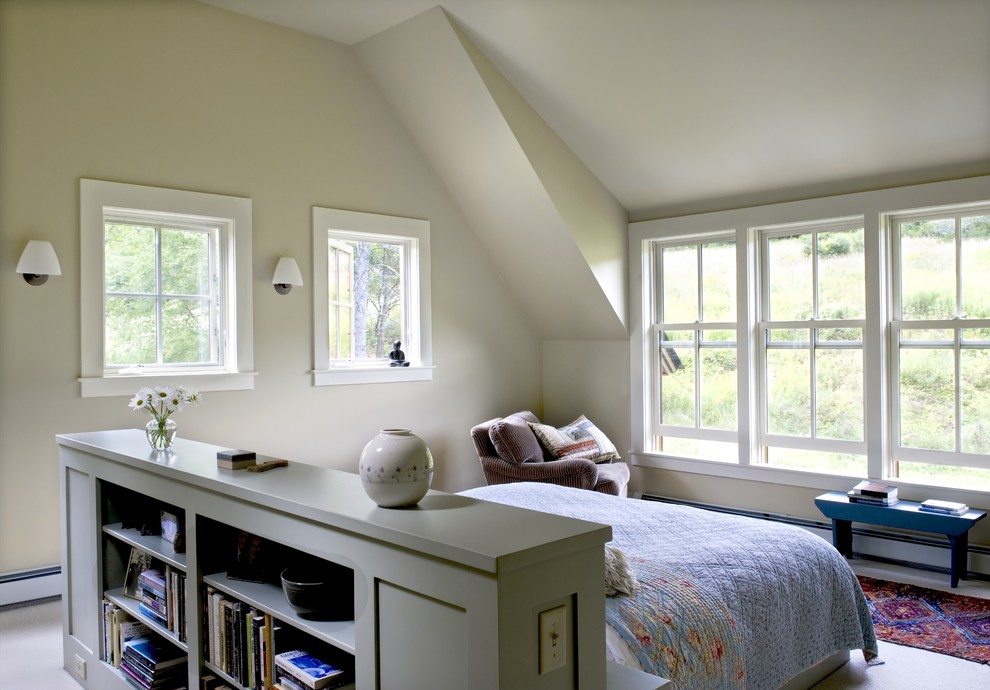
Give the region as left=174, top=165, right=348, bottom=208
left=847, top=480, right=898, bottom=506
left=919, top=499, right=969, bottom=516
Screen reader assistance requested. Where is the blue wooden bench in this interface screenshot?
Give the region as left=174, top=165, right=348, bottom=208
left=815, top=491, right=986, bottom=588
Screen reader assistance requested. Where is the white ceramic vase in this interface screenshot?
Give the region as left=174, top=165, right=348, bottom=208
left=359, top=428, right=434, bottom=508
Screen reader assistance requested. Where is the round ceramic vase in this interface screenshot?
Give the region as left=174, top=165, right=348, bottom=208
left=359, top=428, right=434, bottom=508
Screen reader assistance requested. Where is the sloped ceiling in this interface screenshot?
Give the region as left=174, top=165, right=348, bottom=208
left=198, top=0, right=990, bottom=338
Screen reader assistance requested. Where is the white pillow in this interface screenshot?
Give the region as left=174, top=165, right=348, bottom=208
left=604, top=544, right=638, bottom=597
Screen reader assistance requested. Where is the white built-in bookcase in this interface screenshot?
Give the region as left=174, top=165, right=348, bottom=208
left=58, top=430, right=613, bottom=690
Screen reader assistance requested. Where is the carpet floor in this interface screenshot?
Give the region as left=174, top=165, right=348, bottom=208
left=858, top=575, right=990, bottom=664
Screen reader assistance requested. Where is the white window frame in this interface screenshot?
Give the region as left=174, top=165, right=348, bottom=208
left=80, top=179, right=255, bottom=397
left=648, top=233, right=739, bottom=451
left=888, top=203, right=990, bottom=472
left=312, top=207, right=433, bottom=386
left=756, top=218, right=868, bottom=461
left=629, top=175, right=990, bottom=502
left=102, top=210, right=224, bottom=372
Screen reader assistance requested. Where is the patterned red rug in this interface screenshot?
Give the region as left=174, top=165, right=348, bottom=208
left=858, top=575, right=990, bottom=664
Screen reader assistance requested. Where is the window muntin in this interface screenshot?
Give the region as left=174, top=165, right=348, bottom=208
left=312, top=207, right=432, bottom=386
left=890, top=209, right=990, bottom=474
left=103, top=217, right=222, bottom=370
left=650, top=236, right=738, bottom=461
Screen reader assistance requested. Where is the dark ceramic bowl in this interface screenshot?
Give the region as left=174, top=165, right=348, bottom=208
left=281, top=567, right=353, bottom=620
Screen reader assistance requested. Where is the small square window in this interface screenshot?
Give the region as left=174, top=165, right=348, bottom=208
left=312, top=207, right=432, bottom=386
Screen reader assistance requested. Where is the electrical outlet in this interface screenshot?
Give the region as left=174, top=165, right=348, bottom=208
left=74, top=654, right=87, bottom=679
left=538, top=605, right=567, bottom=674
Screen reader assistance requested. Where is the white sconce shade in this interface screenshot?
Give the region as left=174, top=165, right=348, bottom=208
left=272, top=257, right=303, bottom=294
left=16, top=240, right=62, bottom=286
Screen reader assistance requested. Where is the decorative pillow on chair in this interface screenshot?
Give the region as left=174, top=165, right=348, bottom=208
left=528, top=415, right=620, bottom=462
left=489, top=412, right=544, bottom=465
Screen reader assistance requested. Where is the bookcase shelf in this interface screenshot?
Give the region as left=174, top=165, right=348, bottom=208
left=203, top=573, right=357, bottom=654
left=103, top=588, right=188, bottom=652
left=59, top=429, right=611, bottom=689
left=103, top=523, right=187, bottom=571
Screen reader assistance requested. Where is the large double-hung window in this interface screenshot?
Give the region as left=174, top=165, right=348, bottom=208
left=651, top=236, right=738, bottom=461
left=890, top=207, right=990, bottom=485
left=634, top=178, right=990, bottom=492
left=758, top=220, right=866, bottom=475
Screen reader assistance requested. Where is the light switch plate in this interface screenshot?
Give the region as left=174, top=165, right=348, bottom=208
left=539, top=604, right=567, bottom=674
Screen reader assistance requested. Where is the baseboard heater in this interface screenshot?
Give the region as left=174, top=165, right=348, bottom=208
left=0, top=566, right=61, bottom=607
left=639, top=493, right=990, bottom=580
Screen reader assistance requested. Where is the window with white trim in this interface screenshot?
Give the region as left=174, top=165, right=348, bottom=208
left=312, top=207, right=432, bottom=386
left=636, top=183, right=990, bottom=492
left=890, top=206, right=990, bottom=485
left=650, top=235, right=738, bottom=461
left=80, top=179, right=254, bottom=397
left=758, top=219, right=867, bottom=476
left=103, top=211, right=224, bottom=371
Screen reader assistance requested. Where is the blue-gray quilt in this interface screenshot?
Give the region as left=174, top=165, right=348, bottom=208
left=460, top=483, right=878, bottom=690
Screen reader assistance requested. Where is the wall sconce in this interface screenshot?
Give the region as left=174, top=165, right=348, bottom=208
left=272, top=257, right=303, bottom=295
left=16, top=240, right=62, bottom=286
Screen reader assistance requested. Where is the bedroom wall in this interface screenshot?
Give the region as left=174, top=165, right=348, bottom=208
left=0, top=0, right=542, bottom=574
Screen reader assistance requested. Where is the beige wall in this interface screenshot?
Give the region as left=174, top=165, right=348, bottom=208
left=0, top=0, right=542, bottom=573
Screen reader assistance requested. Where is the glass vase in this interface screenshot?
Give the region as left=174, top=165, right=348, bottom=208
left=146, top=418, right=177, bottom=451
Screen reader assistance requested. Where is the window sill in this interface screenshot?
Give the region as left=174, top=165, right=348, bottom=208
left=631, top=451, right=990, bottom=504
left=312, top=366, right=434, bottom=387
left=79, top=372, right=257, bottom=398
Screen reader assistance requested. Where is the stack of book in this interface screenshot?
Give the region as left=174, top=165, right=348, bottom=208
left=847, top=480, right=898, bottom=506
left=205, top=586, right=280, bottom=690
left=274, top=649, right=350, bottom=690
left=102, top=600, right=150, bottom=668
left=119, top=636, right=187, bottom=690
left=137, top=567, right=186, bottom=641
left=919, top=499, right=969, bottom=516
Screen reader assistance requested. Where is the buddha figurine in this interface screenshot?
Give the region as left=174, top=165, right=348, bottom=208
left=389, top=340, right=410, bottom=367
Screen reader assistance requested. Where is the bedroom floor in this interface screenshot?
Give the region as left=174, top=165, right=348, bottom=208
left=812, top=559, right=990, bottom=689
left=0, top=560, right=987, bottom=690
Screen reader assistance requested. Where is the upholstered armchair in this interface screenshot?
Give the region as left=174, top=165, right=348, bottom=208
left=470, top=411, right=630, bottom=497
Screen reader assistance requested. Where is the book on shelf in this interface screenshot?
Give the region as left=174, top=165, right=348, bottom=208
left=140, top=569, right=167, bottom=595
left=227, top=531, right=269, bottom=583
left=123, top=548, right=155, bottom=599
left=123, top=636, right=187, bottom=671
left=120, top=634, right=188, bottom=690
left=160, top=510, right=180, bottom=545
left=118, top=660, right=184, bottom=690
left=274, top=673, right=309, bottom=690
left=919, top=499, right=969, bottom=515
left=104, top=601, right=152, bottom=668
left=274, top=650, right=348, bottom=690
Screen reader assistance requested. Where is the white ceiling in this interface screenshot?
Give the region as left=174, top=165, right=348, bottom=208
left=200, top=0, right=990, bottom=219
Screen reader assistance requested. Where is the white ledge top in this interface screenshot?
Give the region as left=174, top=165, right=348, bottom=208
left=57, top=429, right=610, bottom=574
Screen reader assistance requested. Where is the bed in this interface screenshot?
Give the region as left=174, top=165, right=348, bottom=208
left=459, top=483, right=878, bottom=690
